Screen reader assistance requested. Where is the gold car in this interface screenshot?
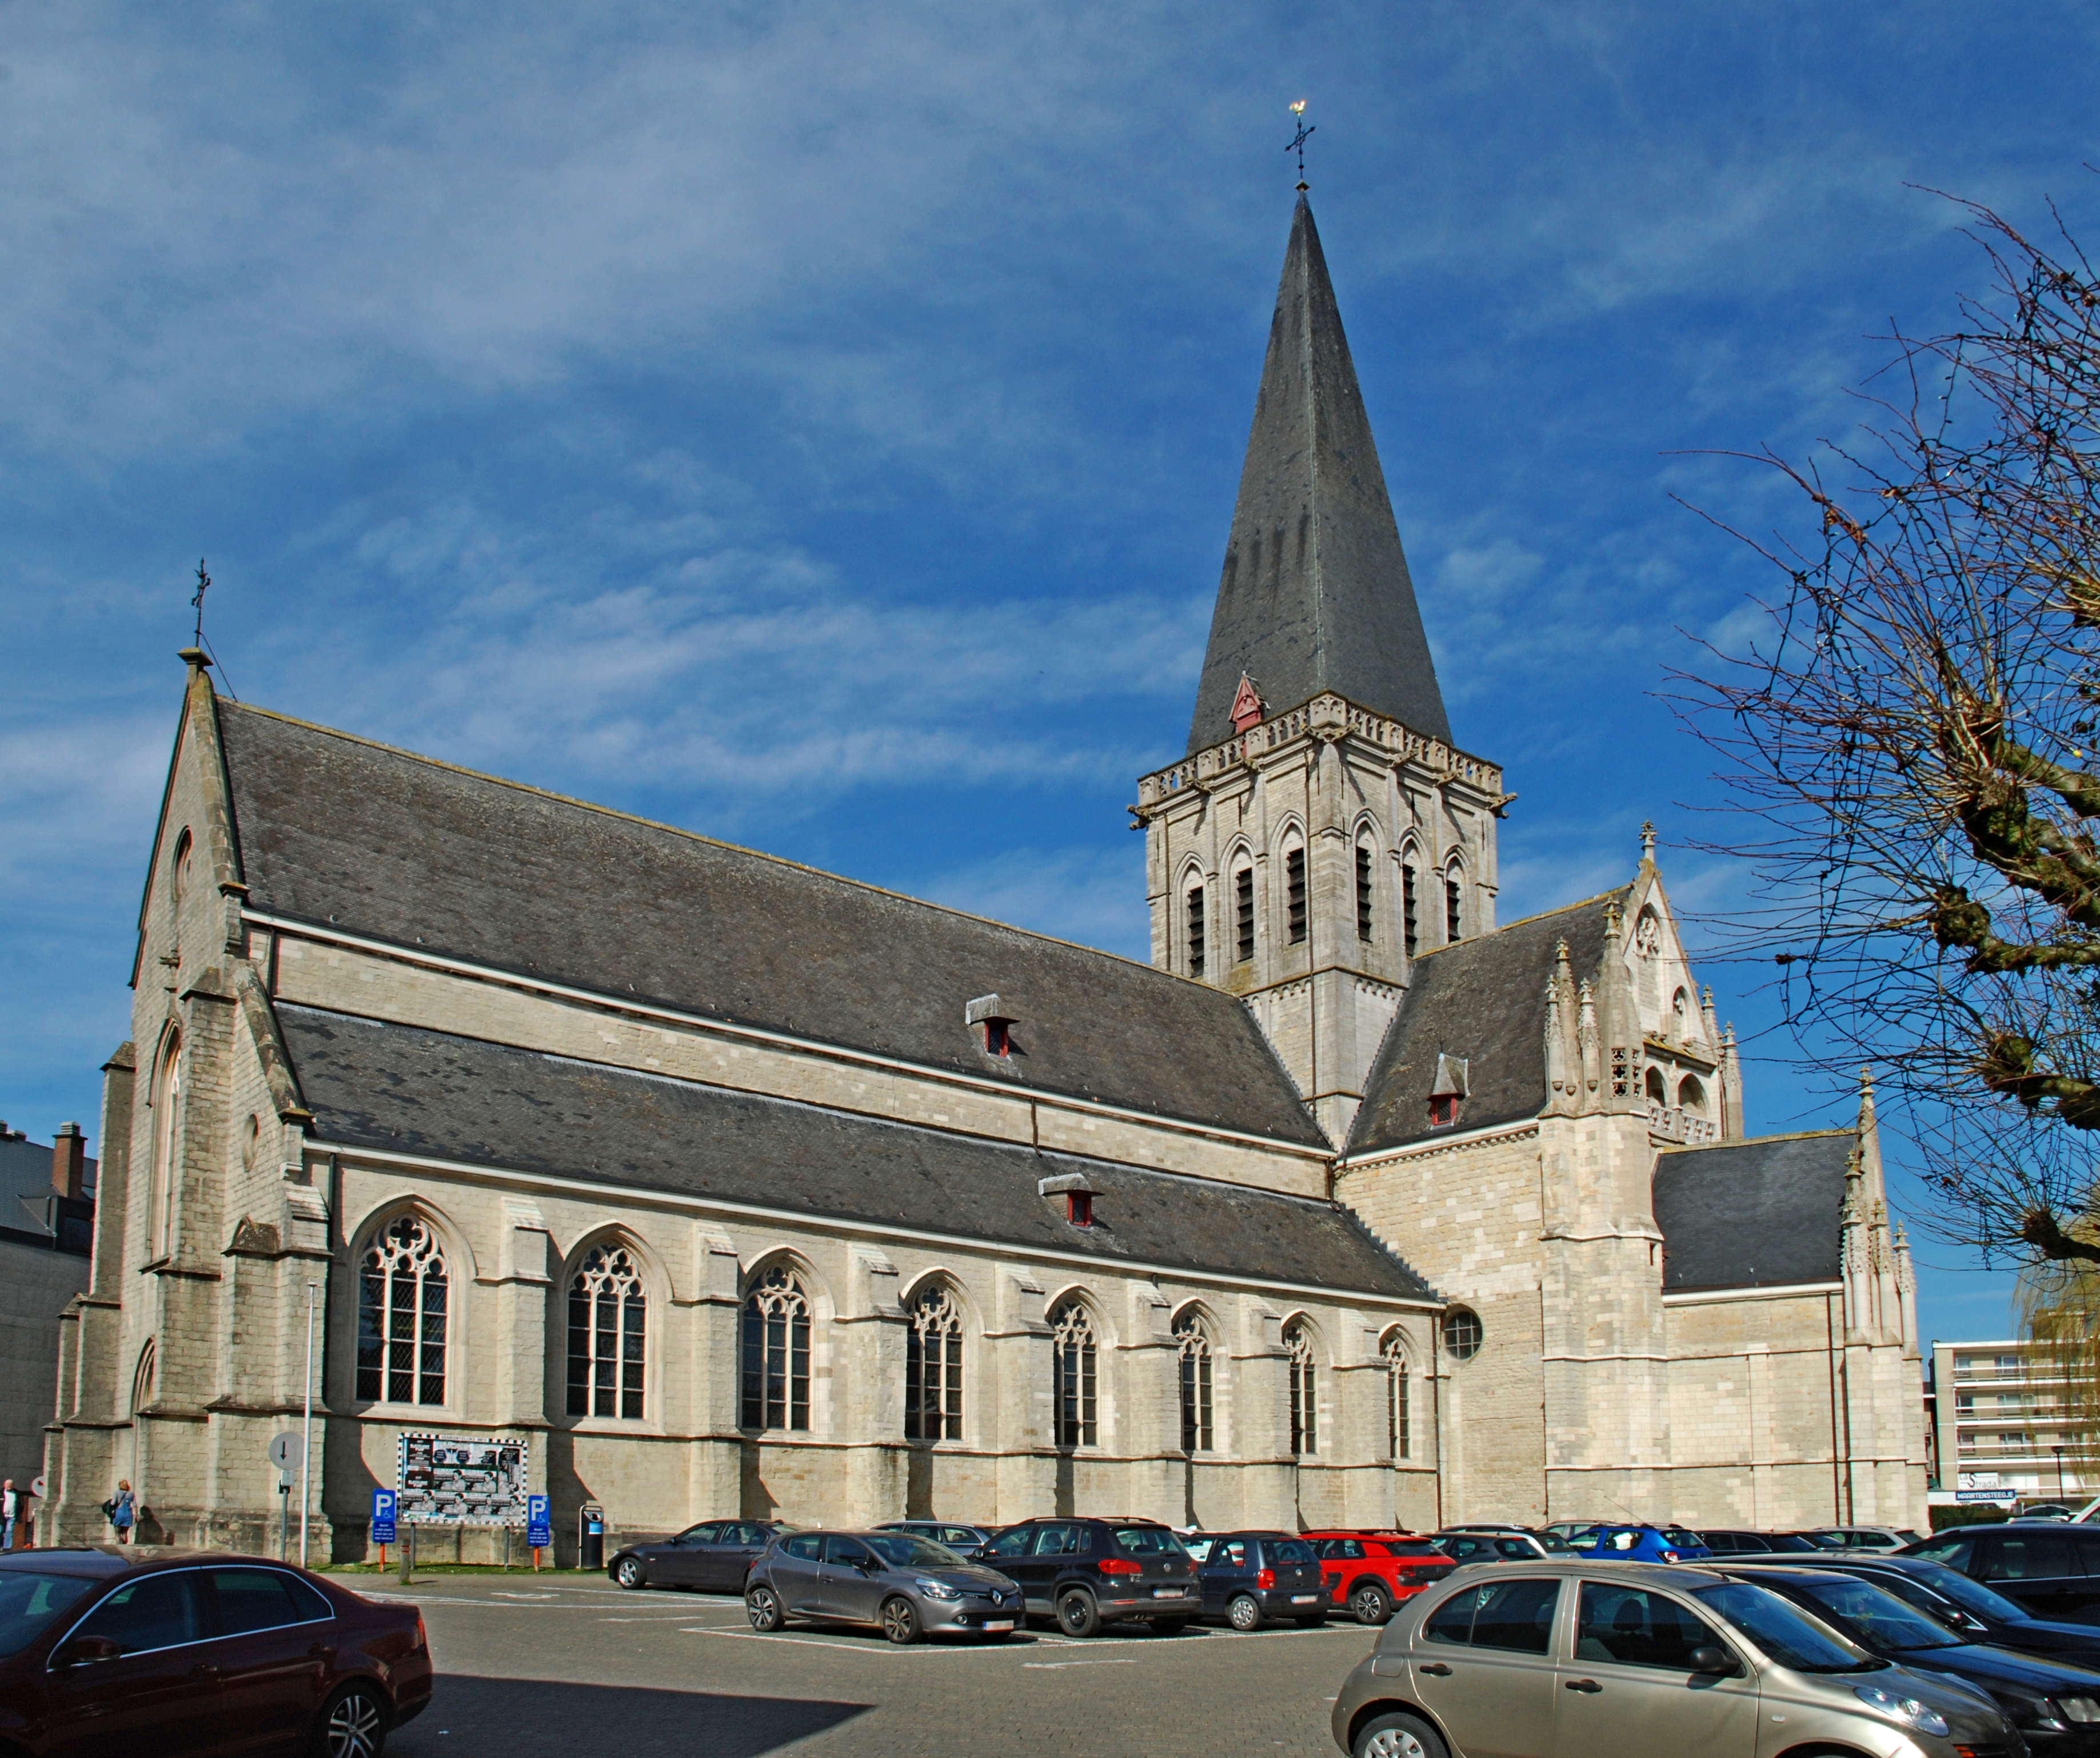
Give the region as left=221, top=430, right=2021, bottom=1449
left=1330, top=1558, right=2019, bottom=1758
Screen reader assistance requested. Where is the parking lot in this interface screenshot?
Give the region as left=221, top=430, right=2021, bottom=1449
left=363, top=1572, right=1373, bottom=1758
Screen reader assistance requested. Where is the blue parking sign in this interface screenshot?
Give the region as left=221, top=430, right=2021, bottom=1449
left=370, top=1488, right=397, bottom=1545
left=526, top=1494, right=550, bottom=1548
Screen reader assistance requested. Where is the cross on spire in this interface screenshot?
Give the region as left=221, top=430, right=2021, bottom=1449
left=1285, top=101, right=1314, bottom=192
left=191, top=558, right=210, bottom=647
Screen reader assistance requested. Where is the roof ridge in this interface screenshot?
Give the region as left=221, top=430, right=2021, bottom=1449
left=1411, top=882, right=1631, bottom=958
left=1656, top=1127, right=1853, bottom=1157
left=218, top=699, right=1209, bottom=994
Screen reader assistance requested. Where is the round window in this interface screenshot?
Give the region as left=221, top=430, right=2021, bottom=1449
left=1442, top=1307, right=1483, bottom=1361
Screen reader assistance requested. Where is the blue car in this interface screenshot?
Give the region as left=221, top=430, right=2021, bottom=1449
left=1575, top=1523, right=1712, bottom=1563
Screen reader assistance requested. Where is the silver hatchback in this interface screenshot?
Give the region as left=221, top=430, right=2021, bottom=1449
left=1331, top=1558, right=2021, bottom=1758
left=745, top=1529, right=1023, bottom=1644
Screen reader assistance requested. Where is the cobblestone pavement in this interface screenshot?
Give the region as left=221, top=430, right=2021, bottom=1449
left=368, top=1572, right=1376, bottom=1758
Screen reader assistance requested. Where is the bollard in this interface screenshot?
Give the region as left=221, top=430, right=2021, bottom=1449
left=399, top=1523, right=413, bottom=1584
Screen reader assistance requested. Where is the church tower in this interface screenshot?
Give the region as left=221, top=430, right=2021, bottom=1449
left=1133, top=196, right=1508, bottom=1143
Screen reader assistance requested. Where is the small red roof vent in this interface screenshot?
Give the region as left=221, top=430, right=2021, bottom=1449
left=1229, top=673, right=1264, bottom=734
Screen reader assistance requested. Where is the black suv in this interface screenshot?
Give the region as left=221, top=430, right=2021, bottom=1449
left=969, top=1518, right=1197, bottom=1636
left=1906, top=1524, right=2100, bottom=1623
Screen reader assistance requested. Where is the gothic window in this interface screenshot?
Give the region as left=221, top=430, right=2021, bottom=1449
left=357, top=1215, right=448, bottom=1406
left=905, top=1283, right=964, bottom=1441
left=149, top=1033, right=182, bottom=1259
left=1286, top=847, right=1308, bottom=944
left=1445, top=869, right=1463, bottom=942
left=1442, top=1306, right=1483, bottom=1362
left=1678, top=1074, right=1707, bottom=1117
left=1645, top=1066, right=1668, bottom=1105
left=1383, top=1332, right=1410, bottom=1460
left=1050, top=1300, right=1097, bottom=1448
left=1234, top=867, right=1255, bottom=964
left=1175, top=1312, right=1213, bottom=1453
left=1284, top=1321, right=1317, bottom=1454
left=566, top=1243, right=646, bottom=1420
left=741, top=1266, right=811, bottom=1432
left=1356, top=842, right=1375, bottom=943
left=1402, top=863, right=1419, bottom=957
left=1185, top=883, right=1206, bottom=978
left=170, top=827, right=193, bottom=910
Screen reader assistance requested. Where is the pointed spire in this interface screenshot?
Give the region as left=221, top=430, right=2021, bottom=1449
left=1185, top=196, right=1450, bottom=754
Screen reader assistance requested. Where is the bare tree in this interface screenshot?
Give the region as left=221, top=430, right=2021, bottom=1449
left=1675, top=188, right=2100, bottom=1278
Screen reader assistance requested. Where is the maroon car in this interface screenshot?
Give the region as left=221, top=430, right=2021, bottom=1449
left=0, top=1548, right=431, bottom=1756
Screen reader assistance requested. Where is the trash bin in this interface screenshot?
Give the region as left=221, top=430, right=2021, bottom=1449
left=580, top=1502, right=605, bottom=1571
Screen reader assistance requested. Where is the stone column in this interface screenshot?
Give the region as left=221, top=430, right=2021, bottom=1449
left=990, top=1270, right=1054, bottom=1523
left=1232, top=1301, right=1295, bottom=1529
left=686, top=1227, right=745, bottom=1521
left=839, top=1251, right=908, bottom=1525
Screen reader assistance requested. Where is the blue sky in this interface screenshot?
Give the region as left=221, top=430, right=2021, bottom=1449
left=6, top=0, right=2095, bottom=1351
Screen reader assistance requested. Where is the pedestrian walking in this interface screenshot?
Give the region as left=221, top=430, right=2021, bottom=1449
left=0, top=1480, right=15, bottom=1550
left=107, top=1481, right=134, bottom=1544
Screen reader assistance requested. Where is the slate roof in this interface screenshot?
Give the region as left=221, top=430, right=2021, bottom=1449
left=1187, top=195, right=1450, bottom=754
left=1651, top=1131, right=1851, bottom=1293
left=1347, top=891, right=1626, bottom=1155
left=280, top=1004, right=1430, bottom=1299
left=214, top=701, right=1325, bottom=1149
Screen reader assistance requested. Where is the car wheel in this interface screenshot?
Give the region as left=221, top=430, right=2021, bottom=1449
left=1148, top=1618, right=1188, bottom=1637
left=1353, top=1710, right=1448, bottom=1758
left=311, top=1682, right=389, bottom=1758
left=613, top=1556, right=646, bottom=1590
left=1227, top=1593, right=1263, bottom=1632
left=1056, top=1589, right=1101, bottom=1637
left=745, top=1584, right=784, bottom=1632
left=1350, top=1581, right=1392, bottom=1626
left=881, top=1597, right=922, bottom=1645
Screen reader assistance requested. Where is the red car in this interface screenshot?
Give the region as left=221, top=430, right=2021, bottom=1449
left=0, top=1547, right=432, bottom=1756
left=1301, top=1530, right=1458, bottom=1625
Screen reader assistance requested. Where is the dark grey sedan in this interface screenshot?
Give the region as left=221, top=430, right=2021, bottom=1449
left=746, top=1529, right=1023, bottom=1644
left=608, top=1518, right=789, bottom=1592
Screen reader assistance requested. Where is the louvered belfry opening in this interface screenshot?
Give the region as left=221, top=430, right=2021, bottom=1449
left=1186, top=883, right=1205, bottom=977
left=1235, top=867, right=1255, bottom=964
left=1402, top=864, right=1418, bottom=957
left=1286, top=848, right=1308, bottom=944
left=1356, top=845, right=1374, bottom=942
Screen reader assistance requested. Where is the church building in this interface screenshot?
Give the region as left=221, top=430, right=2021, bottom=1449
left=42, top=196, right=1927, bottom=1561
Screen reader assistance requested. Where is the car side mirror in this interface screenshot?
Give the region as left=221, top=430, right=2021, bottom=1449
left=1687, top=1645, right=1740, bottom=1676
left=53, top=1636, right=119, bottom=1669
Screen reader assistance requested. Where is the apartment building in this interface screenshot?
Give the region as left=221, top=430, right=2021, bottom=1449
left=1930, top=1338, right=2095, bottom=1509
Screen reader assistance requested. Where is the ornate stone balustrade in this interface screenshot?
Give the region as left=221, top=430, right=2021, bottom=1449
left=1648, top=1103, right=1718, bottom=1145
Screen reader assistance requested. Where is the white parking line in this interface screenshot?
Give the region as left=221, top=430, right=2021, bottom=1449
left=1023, top=1659, right=1140, bottom=1670
left=678, top=1629, right=993, bottom=1656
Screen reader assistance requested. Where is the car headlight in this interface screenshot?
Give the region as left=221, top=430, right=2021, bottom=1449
left=2058, top=1696, right=2100, bottom=1724
left=1853, top=1685, right=1951, bottom=1738
left=913, top=1578, right=962, bottom=1600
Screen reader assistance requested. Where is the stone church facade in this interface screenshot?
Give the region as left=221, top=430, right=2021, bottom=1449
left=42, top=196, right=1926, bottom=1561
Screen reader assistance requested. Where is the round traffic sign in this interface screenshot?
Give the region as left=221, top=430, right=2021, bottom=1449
left=29, top=1476, right=45, bottom=1499
left=267, top=1433, right=304, bottom=1474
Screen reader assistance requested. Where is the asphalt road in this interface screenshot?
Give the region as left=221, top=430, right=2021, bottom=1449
left=360, top=1572, right=1375, bottom=1757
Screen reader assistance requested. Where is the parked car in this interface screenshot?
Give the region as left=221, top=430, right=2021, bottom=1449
left=1803, top=1524, right=1922, bottom=1552
left=967, top=1517, right=1198, bottom=1636
left=744, top=1529, right=1021, bottom=1644
left=1433, top=1530, right=1580, bottom=1563
left=609, top=1518, right=791, bottom=1592
left=1905, top=1521, right=2100, bottom=1622
left=1538, top=1521, right=1608, bottom=1545
left=1695, top=1529, right=1827, bottom=1555
left=1187, top=1532, right=1328, bottom=1631
left=1330, top=1557, right=2017, bottom=1758
left=1571, top=1524, right=1712, bottom=1563
left=1303, top=1532, right=1457, bottom=1625
left=1724, top=1550, right=2100, bottom=1668
left=876, top=1520, right=997, bottom=1552
left=0, top=1546, right=432, bottom=1758
left=1727, top=1564, right=2100, bottom=1753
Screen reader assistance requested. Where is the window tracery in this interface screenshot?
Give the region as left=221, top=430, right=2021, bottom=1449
left=741, top=1266, right=811, bottom=1432
left=357, top=1215, right=448, bottom=1406
left=905, top=1283, right=963, bottom=1441
left=1384, top=1332, right=1410, bottom=1460
left=1174, top=1312, right=1213, bottom=1453
left=567, top=1243, right=646, bottom=1420
left=1050, top=1300, right=1097, bottom=1447
left=1284, top=1320, right=1317, bottom=1455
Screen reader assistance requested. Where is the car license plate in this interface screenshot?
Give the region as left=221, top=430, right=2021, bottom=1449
left=1153, top=1586, right=1187, bottom=1597
left=981, top=1620, right=1014, bottom=1632
left=1292, top=1593, right=1319, bottom=1603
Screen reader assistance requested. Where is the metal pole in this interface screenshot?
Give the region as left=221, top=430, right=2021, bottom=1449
left=300, top=1282, right=316, bottom=1569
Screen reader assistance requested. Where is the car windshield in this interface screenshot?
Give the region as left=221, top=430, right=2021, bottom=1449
left=1660, top=1528, right=1704, bottom=1549
left=1271, top=1540, right=1314, bottom=1565
left=1691, top=1582, right=1889, bottom=1675
left=1799, top=1531, right=1850, bottom=1549
left=1112, top=1527, right=1187, bottom=1557
left=1900, top=1561, right=2030, bottom=1625
left=1786, top=1577, right=1966, bottom=1651
left=1539, top=1533, right=1579, bottom=1554
left=0, top=1569, right=100, bottom=1659
left=864, top=1534, right=964, bottom=1569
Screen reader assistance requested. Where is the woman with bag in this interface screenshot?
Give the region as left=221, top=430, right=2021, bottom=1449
left=109, top=1481, right=134, bottom=1544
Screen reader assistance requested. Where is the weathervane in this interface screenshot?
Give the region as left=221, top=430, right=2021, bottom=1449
left=191, top=558, right=210, bottom=647
left=1285, top=100, right=1314, bottom=192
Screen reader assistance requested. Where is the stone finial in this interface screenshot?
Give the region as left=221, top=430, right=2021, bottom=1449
left=1640, top=820, right=1657, bottom=863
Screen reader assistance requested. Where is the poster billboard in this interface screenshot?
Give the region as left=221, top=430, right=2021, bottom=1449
left=396, top=1433, right=530, bottom=1525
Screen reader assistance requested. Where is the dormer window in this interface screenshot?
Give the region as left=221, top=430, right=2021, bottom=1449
left=1038, top=1172, right=1096, bottom=1229
left=1067, top=1190, right=1093, bottom=1227
left=1427, top=1095, right=1458, bottom=1130
left=965, top=994, right=1016, bottom=1059
left=1428, top=1053, right=1469, bottom=1130
left=984, top=1020, right=1009, bottom=1057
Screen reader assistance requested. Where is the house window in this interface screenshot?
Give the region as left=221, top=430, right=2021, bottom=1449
left=1442, top=1307, right=1483, bottom=1362
left=1186, top=884, right=1205, bottom=978
left=1427, top=1094, right=1458, bottom=1130
left=905, top=1284, right=963, bottom=1442
left=1235, top=867, right=1255, bottom=964
left=1175, top=1313, right=1213, bottom=1453
left=1356, top=844, right=1374, bottom=942
left=741, top=1266, right=811, bottom=1432
left=566, top=1243, right=646, bottom=1420
left=1445, top=871, right=1463, bottom=942
left=357, top=1215, right=448, bottom=1406
left=1284, top=1321, right=1317, bottom=1454
left=1402, top=864, right=1418, bottom=957
left=1050, top=1301, right=1098, bottom=1447
left=1384, top=1332, right=1410, bottom=1460
left=1286, top=847, right=1308, bottom=944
